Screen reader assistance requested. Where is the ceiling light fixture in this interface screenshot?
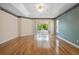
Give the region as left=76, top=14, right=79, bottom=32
left=36, top=4, right=44, bottom=12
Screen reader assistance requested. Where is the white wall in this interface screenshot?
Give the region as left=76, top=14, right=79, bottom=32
left=0, top=10, right=18, bottom=44
left=0, top=10, right=55, bottom=44
left=49, top=20, right=55, bottom=35
left=20, top=19, right=54, bottom=36
left=20, top=18, right=33, bottom=36
left=0, top=10, right=34, bottom=44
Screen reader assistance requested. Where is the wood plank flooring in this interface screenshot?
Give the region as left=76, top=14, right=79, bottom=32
left=0, top=35, right=79, bottom=55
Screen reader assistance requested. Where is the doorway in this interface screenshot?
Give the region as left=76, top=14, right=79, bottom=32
left=34, top=20, right=51, bottom=48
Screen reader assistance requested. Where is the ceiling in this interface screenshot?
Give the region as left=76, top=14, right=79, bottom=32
left=0, top=3, right=77, bottom=18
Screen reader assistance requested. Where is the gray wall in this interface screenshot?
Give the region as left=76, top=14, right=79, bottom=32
left=57, top=6, right=79, bottom=46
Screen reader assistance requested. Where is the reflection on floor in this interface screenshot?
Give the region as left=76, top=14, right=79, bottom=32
left=0, top=35, right=79, bottom=55
left=35, top=32, right=50, bottom=48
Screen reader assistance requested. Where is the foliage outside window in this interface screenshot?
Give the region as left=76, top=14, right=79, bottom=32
left=37, top=23, right=48, bottom=31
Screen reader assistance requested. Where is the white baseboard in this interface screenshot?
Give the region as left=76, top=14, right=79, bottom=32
left=0, top=36, right=18, bottom=44
left=56, top=35, right=79, bottom=48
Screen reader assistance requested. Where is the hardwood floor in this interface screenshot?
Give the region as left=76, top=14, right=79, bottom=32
left=0, top=35, right=79, bottom=55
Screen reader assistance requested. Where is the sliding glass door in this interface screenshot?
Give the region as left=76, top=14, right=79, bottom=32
left=34, top=22, right=50, bottom=48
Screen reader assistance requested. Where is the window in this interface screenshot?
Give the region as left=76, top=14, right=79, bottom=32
left=36, top=23, right=48, bottom=31
left=56, top=20, right=59, bottom=33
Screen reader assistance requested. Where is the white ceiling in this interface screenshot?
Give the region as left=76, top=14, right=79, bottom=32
left=0, top=3, right=77, bottom=18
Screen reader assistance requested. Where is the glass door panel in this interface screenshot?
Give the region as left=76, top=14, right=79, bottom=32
left=35, top=23, right=50, bottom=48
